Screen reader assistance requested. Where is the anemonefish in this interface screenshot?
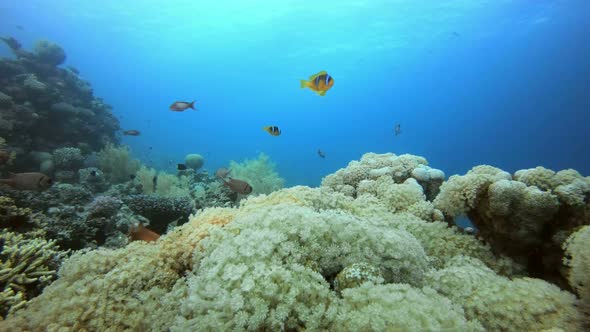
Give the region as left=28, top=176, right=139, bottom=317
left=300, top=71, right=334, bottom=96
left=263, top=126, right=281, bottom=136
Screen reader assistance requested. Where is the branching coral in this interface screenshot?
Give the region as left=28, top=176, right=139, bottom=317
left=228, top=152, right=284, bottom=195
left=96, top=144, right=140, bottom=184
left=0, top=230, right=65, bottom=318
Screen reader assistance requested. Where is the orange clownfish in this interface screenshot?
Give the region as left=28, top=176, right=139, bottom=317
left=263, top=126, right=281, bottom=136
left=300, top=71, right=334, bottom=96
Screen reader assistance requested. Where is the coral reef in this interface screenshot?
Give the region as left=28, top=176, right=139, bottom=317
left=228, top=152, right=284, bottom=195
left=184, top=153, right=204, bottom=170
left=123, top=195, right=194, bottom=234
left=0, top=152, right=586, bottom=331
left=4, top=151, right=587, bottom=330
left=0, top=38, right=119, bottom=173
left=321, top=152, right=443, bottom=200
left=434, top=164, right=590, bottom=285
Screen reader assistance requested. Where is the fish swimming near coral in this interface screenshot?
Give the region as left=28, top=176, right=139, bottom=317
left=222, top=178, right=252, bottom=195
left=300, top=71, right=334, bottom=96
left=128, top=223, right=160, bottom=242
left=215, top=167, right=231, bottom=179
left=0, top=172, right=53, bottom=191
left=394, top=123, right=401, bottom=136
left=177, top=163, right=187, bottom=171
left=169, top=101, right=196, bottom=112
left=263, top=126, right=281, bottom=136
left=318, top=149, right=326, bottom=158
left=123, top=130, right=141, bottom=136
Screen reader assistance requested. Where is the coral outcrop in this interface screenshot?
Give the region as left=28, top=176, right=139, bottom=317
left=433, top=164, right=590, bottom=284
left=0, top=38, right=119, bottom=173
left=3, top=152, right=586, bottom=331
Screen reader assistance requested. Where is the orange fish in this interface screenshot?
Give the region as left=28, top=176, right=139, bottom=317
left=0, top=172, right=53, bottom=191
left=128, top=223, right=160, bottom=242
left=262, top=126, right=281, bottom=136
left=300, top=71, right=334, bottom=96
left=170, top=101, right=196, bottom=112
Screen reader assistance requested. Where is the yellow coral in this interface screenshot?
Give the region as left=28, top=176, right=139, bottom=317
left=0, top=230, right=64, bottom=318
left=135, top=166, right=191, bottom=197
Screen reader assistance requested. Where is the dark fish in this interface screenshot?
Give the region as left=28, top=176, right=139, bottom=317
left=0, top=36, right=21, bottom=51
left=170, top=101, right=197, bottom=112
left=263, top=126, right=281, bottom=136
left=123, top=130, right=141, bottom=136
left=130, top=174, right=137, bottom=180
left=453, top=31, right=460, bottom=37
left=394, top=123, right=401, bottom=136
left=16, top=25, right=24, bottom=31
left=0, top=150, right=11, bottom=165
left=90, top=170, right=97, bottom=177
left=300, top=71, right=334, bottom=96
left=215, top=167, right=230, bottom=179
left=318, top=149, right=326, bottom=158
left=177, top=163, right=187, bottom=171
left=152, top=175, right=158, bottom=192
left=223, top=178, right=252, bottom=195
left=0, top=172, right=53, bottom=191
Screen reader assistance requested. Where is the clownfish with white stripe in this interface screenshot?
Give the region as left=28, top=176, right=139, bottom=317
left=263, top=126, right=281, bottom=136
left=300, top=71, right=334, bottom=96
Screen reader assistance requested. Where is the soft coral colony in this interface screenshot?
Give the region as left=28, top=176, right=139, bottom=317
left=1, top=152, right=588, bottom=331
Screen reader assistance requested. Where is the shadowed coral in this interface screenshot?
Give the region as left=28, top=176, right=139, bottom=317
left=562, top=225, right=590, bottom=325
left=33, top=40, right=66, bottom=66
left=434, top=164, right=590, bottom=284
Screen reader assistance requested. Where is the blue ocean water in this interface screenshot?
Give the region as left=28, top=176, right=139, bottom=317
left=2, top=0, right=589, bottom=187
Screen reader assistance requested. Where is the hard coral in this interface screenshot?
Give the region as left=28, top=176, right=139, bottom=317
left=96, top=144, right=140, bottom=184
left=562, top=225, right=590, bottom=324
left=33, top=40, right=66, bottom=66
left=0, top=230, right=65, bottom=318
left=0, top=155, right=584, bottom=331
left=434, top=164, right=590, bottom=284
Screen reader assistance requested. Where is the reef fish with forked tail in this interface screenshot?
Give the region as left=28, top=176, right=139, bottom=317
left=0, top=172, right=53, bottom=191
left=300, top=71, right=334, bottom=96
left=170, top=101, right=197, bottom=112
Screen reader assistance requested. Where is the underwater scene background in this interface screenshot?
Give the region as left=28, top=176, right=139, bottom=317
left=0, top=0, right=589, bottom=331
